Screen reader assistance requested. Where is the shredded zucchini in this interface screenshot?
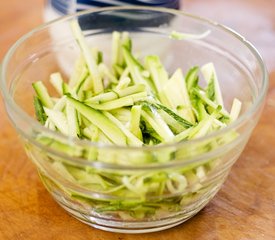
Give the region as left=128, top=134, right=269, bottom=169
left=31, top=21, right=242, bottom=221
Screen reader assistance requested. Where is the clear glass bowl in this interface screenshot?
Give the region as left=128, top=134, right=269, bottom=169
left=0, top=7, right=268, bottom=233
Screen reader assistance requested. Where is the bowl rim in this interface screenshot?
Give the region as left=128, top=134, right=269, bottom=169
left=0, top=6, right=268, bottom=154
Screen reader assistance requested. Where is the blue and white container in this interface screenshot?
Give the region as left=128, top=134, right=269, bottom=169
left=45, top=0, right=180, bottom=21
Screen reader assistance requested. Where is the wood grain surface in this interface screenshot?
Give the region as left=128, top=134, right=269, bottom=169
left=0, top=0, right=274, bottom=239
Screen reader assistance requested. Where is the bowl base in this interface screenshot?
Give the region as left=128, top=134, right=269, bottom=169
left=60, top=202, right=201, bottom=233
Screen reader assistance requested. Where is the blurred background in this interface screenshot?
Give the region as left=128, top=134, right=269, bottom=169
left=0, top=0, right=274, bottom=71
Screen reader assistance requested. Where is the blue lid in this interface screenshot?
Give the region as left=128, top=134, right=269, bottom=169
left=77, top=0, right=180, bottom=11
left=50, top=0, right=180, bottom=15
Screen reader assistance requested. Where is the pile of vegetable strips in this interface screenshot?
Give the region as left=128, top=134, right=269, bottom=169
left=31, top=20, right=242, bottom=220
left=33, top=21, right=241, bottom=148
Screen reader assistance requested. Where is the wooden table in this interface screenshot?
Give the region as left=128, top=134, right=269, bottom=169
left=0, top=0, right=274, bottom=239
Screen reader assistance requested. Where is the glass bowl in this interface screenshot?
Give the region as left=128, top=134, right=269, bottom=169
left=0, top=6, right=268, bottom=233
